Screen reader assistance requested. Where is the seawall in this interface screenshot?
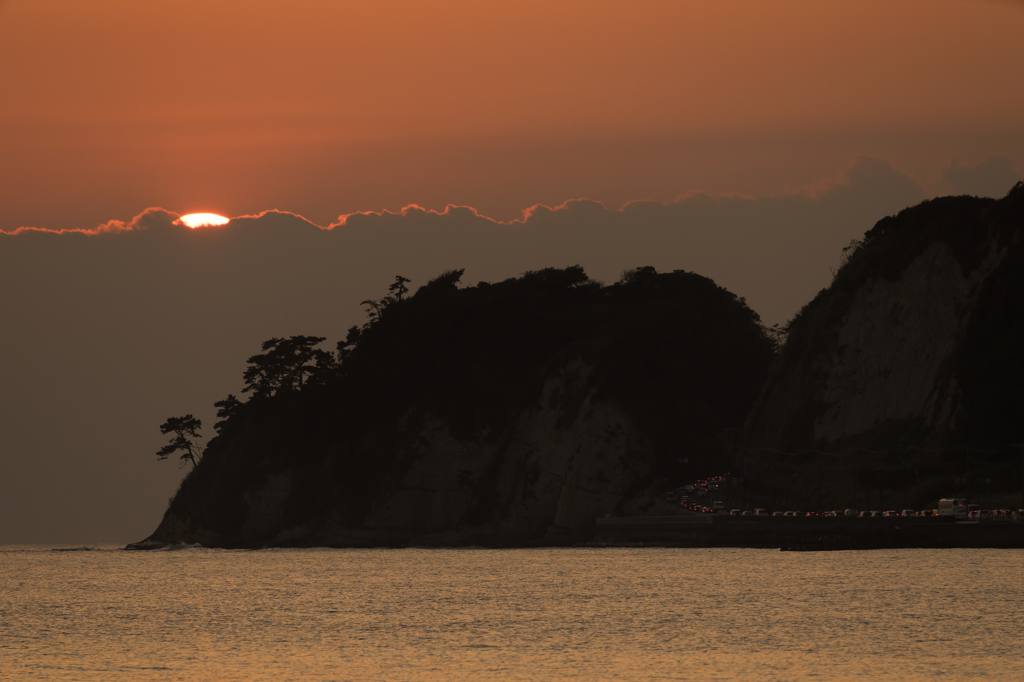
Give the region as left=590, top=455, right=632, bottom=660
left=592, top=516, right=1024, bottom=550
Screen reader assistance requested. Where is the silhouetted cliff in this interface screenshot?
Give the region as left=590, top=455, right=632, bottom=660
left=138, top=266, right=775, bottom=548
left=742, top=183, right=1024, bottom=510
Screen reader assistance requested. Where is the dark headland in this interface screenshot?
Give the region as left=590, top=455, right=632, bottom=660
left=130, top=183, right=1024, bottom=551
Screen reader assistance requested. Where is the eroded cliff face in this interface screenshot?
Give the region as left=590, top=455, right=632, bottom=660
left=813, top=240, right=1004, bottom=442
left=359, top=360, right=649, bottom=544
left=145, top=360, right=651, bottom=548
left=746, top=185, right=1024, bottom=452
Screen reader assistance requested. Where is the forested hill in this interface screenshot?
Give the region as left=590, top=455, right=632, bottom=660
left=139, top=266, right=776, bottom=548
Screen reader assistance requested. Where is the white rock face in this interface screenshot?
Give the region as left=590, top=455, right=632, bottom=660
left=492, top=360, right=650, bottom=541
left=364, top=418, right=491, bottom=532
left=361, top=359, right=650, bottom=541
left=814, top=241, right=1005, bottom=442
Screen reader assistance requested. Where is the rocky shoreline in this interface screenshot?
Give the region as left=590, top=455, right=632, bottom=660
left=124, top=515, right=1024, bottom=551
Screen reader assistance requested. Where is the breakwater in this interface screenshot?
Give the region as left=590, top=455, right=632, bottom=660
left=592, top=515, right=1024, bottom=550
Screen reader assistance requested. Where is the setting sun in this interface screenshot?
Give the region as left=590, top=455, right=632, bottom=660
left=179, top=213, right=230, bottom=228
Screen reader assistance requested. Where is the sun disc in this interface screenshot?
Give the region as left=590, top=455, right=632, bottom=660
left=180, top=213, right=230, bottom=228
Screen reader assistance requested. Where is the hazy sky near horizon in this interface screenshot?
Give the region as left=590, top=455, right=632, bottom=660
left=2, top=0, right=1023, bottom=543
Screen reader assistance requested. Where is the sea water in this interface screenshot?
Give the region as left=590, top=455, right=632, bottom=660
left=1, top=546, right=1021, bottom=681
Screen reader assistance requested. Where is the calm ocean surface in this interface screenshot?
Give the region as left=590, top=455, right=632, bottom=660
left=1, top=546, right=1021, bottom=681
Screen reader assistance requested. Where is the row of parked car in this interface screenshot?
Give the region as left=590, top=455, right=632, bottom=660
left=823, top=509, right=921, bottom=518
left=966, top=509, right=1024, bottom=521
left=664, top=477, right=729, bottom=503
left=679, top=505, right=1024, bottom=520
left=666, top=476, right=1024, bottom=522
left=816, top=508, right=1024, bottom=521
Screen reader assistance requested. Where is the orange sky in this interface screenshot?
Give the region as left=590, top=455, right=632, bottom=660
left=2, top=0, right=1023, bottom=229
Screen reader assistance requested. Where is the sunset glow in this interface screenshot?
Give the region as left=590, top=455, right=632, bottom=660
left=179, top=213, right=230, bottom=228
left=2, top=0, right=1023, bottom=558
